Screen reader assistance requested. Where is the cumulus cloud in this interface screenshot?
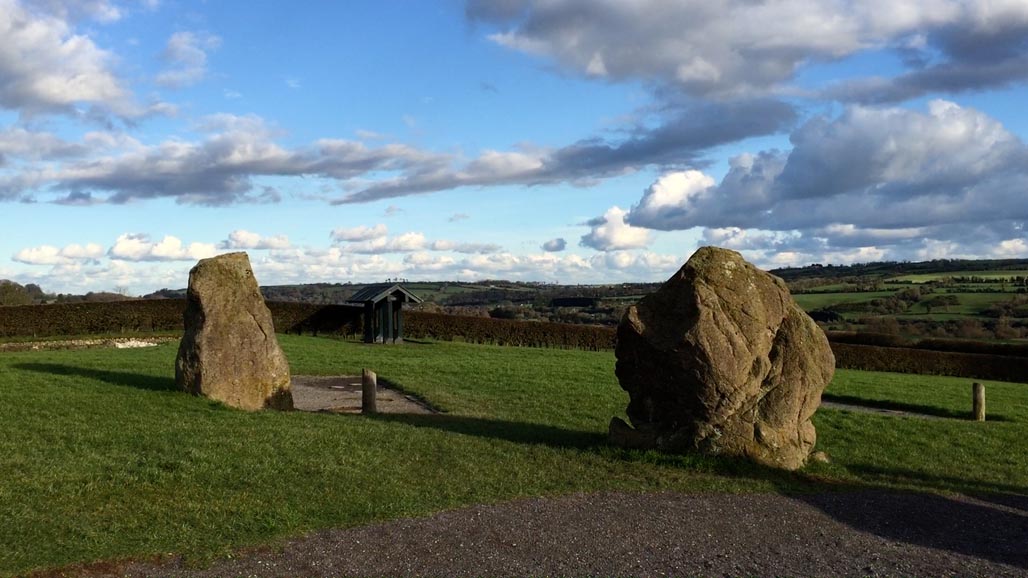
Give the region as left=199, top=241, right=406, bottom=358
left=541, top=238, right=566, bottom=252
left=108, top=233, right=217, bottom=261
left=330, top=224, right=388, bottom=242
left=340, top=232, right=427, bottom=254
left=155, top=31, right=221, bottom=88
left=468, top=0, right=1028, bottom=100
left=629, top=101, right=1028, bottom=233
left=580, top=206, right=652, bottom=251
left=219, top=229, right=290, bottom=250
left=620, top=101, right=1028, bottom=266
left=0, top=0, right=137, bottom=116
left=588, top=251, right=682, bottom=274
left=826, top=3, right=1028, bottom=103
left=13, top=242, right=104, bottom=265
left=448, top=213, right=470, bottom=222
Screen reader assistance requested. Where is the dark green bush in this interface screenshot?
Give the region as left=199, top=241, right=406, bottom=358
left=830, top=342, right=1028, bottom=382
left=0, top=300, right=363, bottom=339
left=405, top=311, right=615, bottom=350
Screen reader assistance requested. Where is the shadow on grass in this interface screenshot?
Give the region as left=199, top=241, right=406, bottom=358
left=366, top=412, right=605, bottom=449
left=366, top=412, right=824, bottom=492
left=844, top=462, right=1028, bottom=498
left=12, top=362, right=177, bottom=392
left=821, top=392, right=1014, bottom=422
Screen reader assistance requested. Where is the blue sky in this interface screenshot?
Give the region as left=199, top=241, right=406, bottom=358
left=3, top=0, right=1028, bottom=294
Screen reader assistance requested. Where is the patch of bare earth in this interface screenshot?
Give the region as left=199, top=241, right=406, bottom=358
left=290, top=375, right=436, bottom=414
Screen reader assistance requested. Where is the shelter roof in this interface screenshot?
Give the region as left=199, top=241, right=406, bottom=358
left=347, top=283, right=423, bottom=305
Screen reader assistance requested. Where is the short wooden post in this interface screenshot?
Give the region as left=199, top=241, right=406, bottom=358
left=972, top=382, right=986, bottom=422
left=362, top=368, right=377, bottom=414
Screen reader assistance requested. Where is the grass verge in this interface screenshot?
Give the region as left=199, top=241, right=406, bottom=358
left=1, top=335, right=1025, bottom=574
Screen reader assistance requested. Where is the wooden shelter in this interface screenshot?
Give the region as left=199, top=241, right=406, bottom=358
left=347, top=283, right=423, bottom=344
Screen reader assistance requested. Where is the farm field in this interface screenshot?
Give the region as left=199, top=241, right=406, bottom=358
left=887, top=270, right=1028, bottom=283
left=1, top=336, right=1025, bottom=575
left=792, top=290, right=897, bottom=310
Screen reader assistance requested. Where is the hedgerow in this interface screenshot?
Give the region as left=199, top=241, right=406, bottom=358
left=829, top=342, right=1028, bottom=382
left=1, top=301, right=1025, bottom=380
left=404, top=311, right=615, bottom=350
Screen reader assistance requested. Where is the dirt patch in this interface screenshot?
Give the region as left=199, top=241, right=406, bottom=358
left=290, top=375, right=437, bottom=414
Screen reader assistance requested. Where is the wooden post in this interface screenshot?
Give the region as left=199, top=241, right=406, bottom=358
left=362, top=368, right=377, bottom=414
left=972, top=382, right=986, bottom=422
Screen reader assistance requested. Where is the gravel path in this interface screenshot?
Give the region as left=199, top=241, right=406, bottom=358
left=91, top=490, right=1026, bottom=577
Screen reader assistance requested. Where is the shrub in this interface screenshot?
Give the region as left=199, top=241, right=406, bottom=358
left=0, top=300, right=364, bottom=339
left=405, top=311, right=615, bottom=350
left=830, top=342, right=1028, bottom=382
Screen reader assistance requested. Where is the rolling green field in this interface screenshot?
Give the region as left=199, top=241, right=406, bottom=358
left=887, top=270, right=1028, bottom=283
left=2, top=336, right=1026, bottom=575
left=792, top=290, right=897, bottom=310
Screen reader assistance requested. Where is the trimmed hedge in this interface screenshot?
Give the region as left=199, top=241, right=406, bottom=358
left=404, top=311, right=615, bottom=350
left=0, top=299, right=363, bottom=339
left=826, top=330, right=1028, bottom=358
left=267, top=301, right=363, bottom=336
left=830, top=342, right=1028, bottom=383
left=0, top=300, right=184, bottom=338
left=1, top=300, right=1025, bottom=381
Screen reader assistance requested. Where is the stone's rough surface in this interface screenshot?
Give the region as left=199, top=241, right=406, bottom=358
left=175, top=252, right=293, bottom=411
left=614, top=246, right=834, bottom=470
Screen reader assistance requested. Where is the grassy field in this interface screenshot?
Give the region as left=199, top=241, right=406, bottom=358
left=792, top=290, right=897, bottom=310
left=887, top=270, right=1028, bottom=283
left=2, top=336, right=1026, bottom=575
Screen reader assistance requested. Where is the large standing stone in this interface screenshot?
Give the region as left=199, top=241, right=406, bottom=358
left=175, top=252, right=293, bottom=411
left=613, top=247, right=834, bottom=470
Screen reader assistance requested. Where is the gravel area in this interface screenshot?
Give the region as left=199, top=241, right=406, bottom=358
left=86, top=490, right=1026, bottom=577
left=290, top=375, right=436, bottom=414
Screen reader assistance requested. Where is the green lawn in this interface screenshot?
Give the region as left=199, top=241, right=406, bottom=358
left=2, top=336, right=1026, bottom=575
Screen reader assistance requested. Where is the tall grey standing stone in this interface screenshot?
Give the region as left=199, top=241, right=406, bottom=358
left=612, top=247, right=834, bottom=470
left=175, top=252, right=293, bottom=411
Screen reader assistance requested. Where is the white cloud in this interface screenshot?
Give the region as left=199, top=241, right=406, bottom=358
left=0, top=0, right=136, bottom=115
left=13, top=242, right=104, bottom=265
left=991, top=239, right=1028, bottom=259
left=470, top=0, right=1027, bottom=99
left=588, top=251, right=681, bottom=274
left=330, top=224, right=388, bottom=242
left=624, top=101, right=1028, bottom=266
left=155, top=31, right=221, bottom=88
left=219, top=230, right=290, bottom=250
left=580, top=206, right=652, bottom=251
left=630, top=170, right=715, bottom=229
left=341, top=232, right=427, bottom=254
left=108, top=233, right=217, bottom=262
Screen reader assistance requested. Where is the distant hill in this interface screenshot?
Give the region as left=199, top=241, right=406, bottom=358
left=770, top=258, right=1028, bottom=281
